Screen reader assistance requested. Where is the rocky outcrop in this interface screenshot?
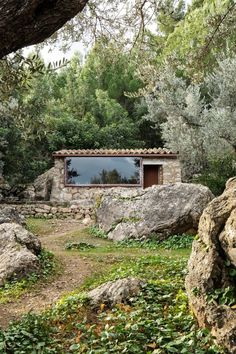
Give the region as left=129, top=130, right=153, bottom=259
left=185, top=177, right=236, bottom=353
left=0, top=206, right=25, bottom=225
left=88, top=277, right=144, bottom=308
left=96, top=183, right=213, bottom=241
left=24, top=167, right=59, bottom=201
left=0, top=222, right=41, bottom=285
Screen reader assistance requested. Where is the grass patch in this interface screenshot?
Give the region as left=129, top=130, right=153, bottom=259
left=113, top=234, right=195, bottom=250
left=0, top=219, right=223, bottom=353
left=89, top=226, right=108, bottom=239
left=88, top=226, right=194, bottom=250
left=26, top=218, right=57, bottom=236
left=65, top=242, right=96, bottom=251
left=0, top=250, right=58, bottom=304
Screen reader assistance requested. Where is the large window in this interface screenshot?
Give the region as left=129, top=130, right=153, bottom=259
left=65, top=156, right=141, bottom=186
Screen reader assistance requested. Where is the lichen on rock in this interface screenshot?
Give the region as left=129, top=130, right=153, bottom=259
left=88, top=277, right=144, bottom=308
left=96, top=183, right=213, bottom=241
left=186, top=177, right=236, bottom=353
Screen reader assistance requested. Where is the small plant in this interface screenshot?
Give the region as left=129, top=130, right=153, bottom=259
left=0, top=312, right=60, bottom=353
left=156, top=234, right=194, bottom=249
left=114, top=234, right=194, bottom=250
left=89, top=226, right=108, bottom=239
left=206, top=287, right=236, bottom=306
left=65, top=242, right=95, bottom=251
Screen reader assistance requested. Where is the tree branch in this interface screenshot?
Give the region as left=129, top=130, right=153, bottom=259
left=202, top=2, right=236, bottom=55
left=0, top=0, right=89, bottom=58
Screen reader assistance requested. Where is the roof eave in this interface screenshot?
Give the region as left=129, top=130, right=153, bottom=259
left=52, top=153, right=179, bottom=158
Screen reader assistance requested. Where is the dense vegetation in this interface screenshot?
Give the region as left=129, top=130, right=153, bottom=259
left=1, top=0, right=236, bottom=194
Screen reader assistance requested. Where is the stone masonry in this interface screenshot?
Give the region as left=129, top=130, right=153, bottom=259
left=50, top=156, right=182, bottom=203
left=0, top=203, right=94, bottom=221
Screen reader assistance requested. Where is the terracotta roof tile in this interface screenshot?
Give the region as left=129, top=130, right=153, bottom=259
left=53, top=148, right=178, bottom=157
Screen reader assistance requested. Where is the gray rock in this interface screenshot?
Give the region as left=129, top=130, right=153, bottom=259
left=185, top=177, right=236, bottom=353
left=88, top=277, right=144, bottom=307
left=24, top=167, right=59, bottom=201
left=0, top=206, right=25, bottom=225
left=0, top=223, right=41, bottom=285
left=34, top=167, right=58, bottom=200
left=96, top=183, right=213, bottom=241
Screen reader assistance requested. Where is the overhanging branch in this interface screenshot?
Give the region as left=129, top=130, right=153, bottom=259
left=0, top=0, right=89, bottom=58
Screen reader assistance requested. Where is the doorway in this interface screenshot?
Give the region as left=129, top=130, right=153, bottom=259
left=143, top=165, right=161, bottom=188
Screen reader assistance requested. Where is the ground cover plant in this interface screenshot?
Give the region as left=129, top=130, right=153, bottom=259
left=0, top=219, right=223, bottom=353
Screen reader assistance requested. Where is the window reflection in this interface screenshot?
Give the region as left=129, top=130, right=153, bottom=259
left=66, top=157, right=141, bottom=185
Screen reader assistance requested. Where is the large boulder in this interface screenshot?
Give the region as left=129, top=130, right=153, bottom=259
left=23, top=167, right=58, bottom=200
left=0, top=222, right=41, bottom=285
left=0, top=206, right=25, bottom=225
left=88, top=277, right=144, bottom=308
left=96, top=183, right=213, bottom=241
left=185, top=177, right=236, bottom=353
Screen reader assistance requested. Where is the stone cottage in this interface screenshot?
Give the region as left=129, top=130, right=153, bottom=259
left=49, top=148, right=181, bottom=202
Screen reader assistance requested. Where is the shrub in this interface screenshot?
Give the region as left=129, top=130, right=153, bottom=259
left=193, top=155, right=236, bottom=196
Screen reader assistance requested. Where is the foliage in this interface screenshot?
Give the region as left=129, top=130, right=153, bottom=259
left=0, top=312, right=60, bottom=354
left=145, top=54, right=236, bottom=180
left=89, top=226, right=108, bottom=239
left=0, top=250, right=57, bottom=304
left=0, top=250, right=223, bottom=353
left=1, top=42, right=161, bottom=184
left=193, top=155, right=236, bottom=195
left=0, top=53, right=49, bottom=180
left=155, top=234, right=194, bottom=250
left=65, top=242, right=95, bottom=251
left=114, top=234, right=194, bottom=250
left=206, top=287, right=236, bottom=307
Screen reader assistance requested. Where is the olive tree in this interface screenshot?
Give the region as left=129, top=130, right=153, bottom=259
left=145, top=54, right=236, bottom=180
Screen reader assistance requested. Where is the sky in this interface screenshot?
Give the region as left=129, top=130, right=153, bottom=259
left=25, top=0, right=193, bottom=64
left=24, top=41, right=87, bottom=64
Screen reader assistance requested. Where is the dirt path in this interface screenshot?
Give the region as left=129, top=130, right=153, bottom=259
left=0, top=220, right=96, bottom=328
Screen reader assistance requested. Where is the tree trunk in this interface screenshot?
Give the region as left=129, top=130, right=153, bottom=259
left=0, top=0, right=89, bottom=58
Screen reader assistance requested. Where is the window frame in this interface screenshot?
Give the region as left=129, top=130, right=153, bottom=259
left=64, top=155, right=143, bottom=187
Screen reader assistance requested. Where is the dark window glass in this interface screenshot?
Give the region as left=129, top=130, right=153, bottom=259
left=65, top=157, right=141, bottom=185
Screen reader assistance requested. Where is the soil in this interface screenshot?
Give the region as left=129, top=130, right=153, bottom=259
left=0, top=219, right=96, bottom=329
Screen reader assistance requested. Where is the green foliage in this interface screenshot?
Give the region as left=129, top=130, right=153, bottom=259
left=0, top=250, right=57, bottom=304
left=207, top=287, right=236, bottom=306
left=146, top=54, right=236, bottom=181
left=156, top=234, right=195, bottom=250
left=193, top=155, right=236, bottom=195
left=65, top=242, right=95, bottom=251
left=70, top=283, right=221, bottom=353
left=0, top=252, right=223, bottom=353
left=89, top=226, right=108, bottom=239
left=1, top=42, right=159, bottom=184
left=0, top=312, right=59, bottom=354
left=158, top=0, right=236, bottom=77
left=114, top=234, right=194, bottom=250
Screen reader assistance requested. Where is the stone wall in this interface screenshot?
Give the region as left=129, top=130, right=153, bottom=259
left=50, top=157, right=182, bottom=203
left=142, top=158, right=181, bottom=184
left=0, top=203, right=94, bottom=222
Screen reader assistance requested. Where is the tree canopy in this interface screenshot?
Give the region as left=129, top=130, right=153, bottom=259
left=1, top=0, right=236, bottom=193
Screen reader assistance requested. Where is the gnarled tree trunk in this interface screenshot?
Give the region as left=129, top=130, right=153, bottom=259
left=0, top=0, right=89, bottom=58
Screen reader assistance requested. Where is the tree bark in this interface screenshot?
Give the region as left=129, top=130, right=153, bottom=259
left=0, top=0, right=89, bottom=58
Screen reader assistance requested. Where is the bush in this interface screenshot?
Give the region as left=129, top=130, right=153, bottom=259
left=193, top=155, right=236, bottom=196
